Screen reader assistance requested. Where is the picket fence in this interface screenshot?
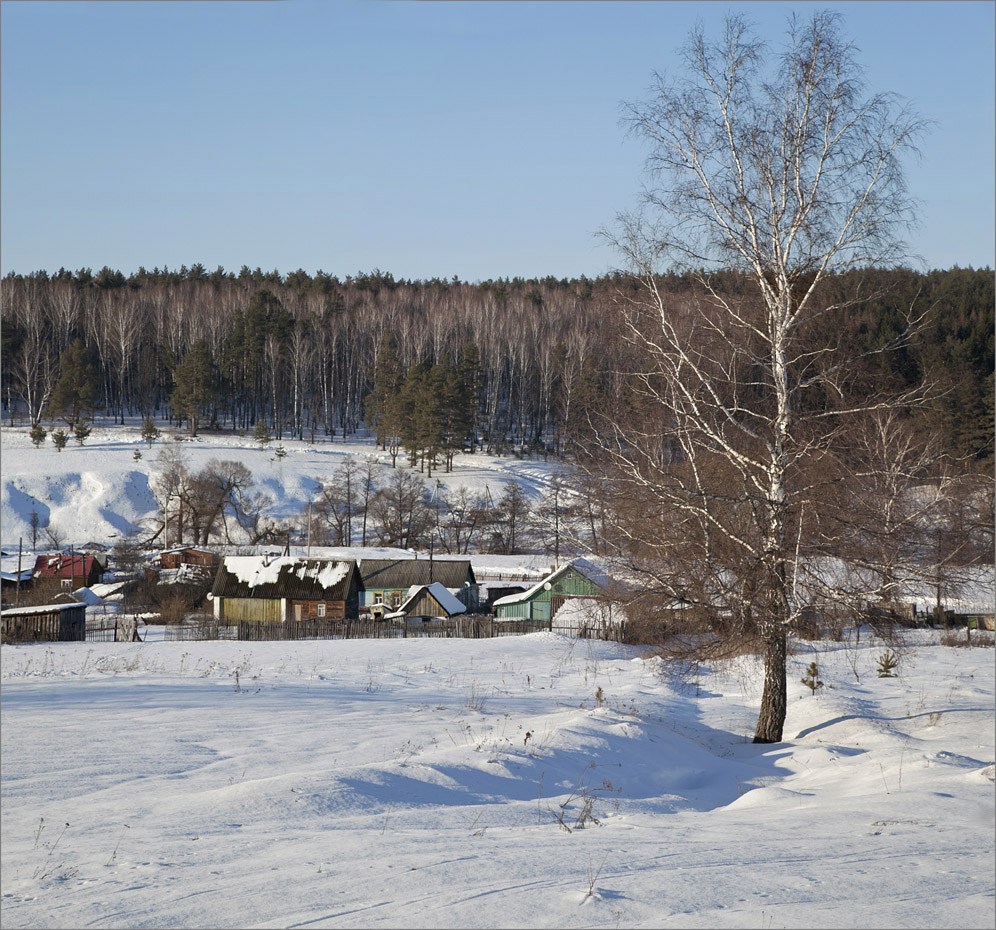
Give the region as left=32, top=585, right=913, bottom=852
left=159, top=615, right=627, bottom=643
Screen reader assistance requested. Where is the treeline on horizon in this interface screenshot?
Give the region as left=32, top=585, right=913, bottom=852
left=1, top=263, right=992, bottom=465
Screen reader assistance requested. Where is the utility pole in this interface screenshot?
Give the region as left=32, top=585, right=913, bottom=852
left=429, top=479, right=440, bottom=584
left=16, top=537, right=22, bottom=607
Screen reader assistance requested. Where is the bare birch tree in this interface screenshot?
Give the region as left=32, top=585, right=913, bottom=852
left=600, top=11, right=929, bottom=742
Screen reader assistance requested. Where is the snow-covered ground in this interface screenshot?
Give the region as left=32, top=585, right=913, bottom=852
left=1, top=629, right=993, bottom=929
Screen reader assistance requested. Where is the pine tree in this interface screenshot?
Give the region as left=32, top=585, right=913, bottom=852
left=46, top=338, right=99, bottom=429
left=364, top=332, right=404, bottom=455
left=459, top=343, right=481, bottom=453
left=170, top=340, right=217, bottom=437
left=399, top=362, right=434, bottom=472
left=141, top=417, right=161, bottom=448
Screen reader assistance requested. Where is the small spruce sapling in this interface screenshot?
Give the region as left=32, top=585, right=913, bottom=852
left=876, top=649, right=900, bottom=678
left=254, top=423, right=272, bottom=449
left=141, top=417, right=161, bottom=447
left=801, top=661, right=824, bottom=694
left=52, top=429, right=68, bottom=452
left=29, top=423, right=48, bottom=447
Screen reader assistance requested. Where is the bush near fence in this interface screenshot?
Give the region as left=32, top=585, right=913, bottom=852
left=163, top=617, right=238, bottom=641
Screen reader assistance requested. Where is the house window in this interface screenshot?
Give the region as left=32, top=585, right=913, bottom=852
left=373, top=592, right=384, bottom=605
left=61, top=579, right=72, bottom=589
left=317, top=603, right=326, bottom=618
left=390, top=591, right=402, bottom=608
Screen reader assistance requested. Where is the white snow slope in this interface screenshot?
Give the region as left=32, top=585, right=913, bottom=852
left=1, top=629, right=993, bottom=929
left=0, top=420, right=562, bottom=553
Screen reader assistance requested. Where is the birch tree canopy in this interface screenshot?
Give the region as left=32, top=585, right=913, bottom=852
left=602, top=10, right=931, bottom=743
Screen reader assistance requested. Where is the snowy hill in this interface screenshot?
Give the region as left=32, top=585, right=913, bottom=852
left=0, top=421, right=562, bottom=553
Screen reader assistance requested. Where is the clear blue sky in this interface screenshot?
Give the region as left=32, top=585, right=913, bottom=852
left=2, top=0, right=993, bottom=282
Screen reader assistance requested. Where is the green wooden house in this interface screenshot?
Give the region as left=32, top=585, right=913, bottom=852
left=492, top=559, right=612, bottom=622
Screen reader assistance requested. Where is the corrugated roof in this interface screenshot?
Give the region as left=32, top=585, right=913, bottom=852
left=358, top=558, right=475, bottom=590
left=32, top=554, right=102, bottom=580
left=212, top=557, right=358, bottom=600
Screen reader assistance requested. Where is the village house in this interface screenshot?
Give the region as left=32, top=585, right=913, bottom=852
left=159, top=547, right=221, bottom=571
left=147, top=547, right=222, bottom=585
left=492, top=559, right=615, bottom=623
left=358, top=558, right=478, bottom=617
left=32, top=553, right=105, bottom=590
left=211, top=556, right=361, bottom=623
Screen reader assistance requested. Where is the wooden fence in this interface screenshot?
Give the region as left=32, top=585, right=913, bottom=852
left=234, top=616, right=615, bottom=642
left=163, top=619, right=238, bottom=641
left=85, top=617, right=143, bottom=643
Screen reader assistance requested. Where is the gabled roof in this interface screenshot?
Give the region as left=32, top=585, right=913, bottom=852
left=492, top=558, right=611, bottom=607
left=358, top=558, right=475, bottom=590
left=32, top=554, right=103, bottom=580
left=397, top=581, right=467, bottom=618
left=212, top=557, right=357, bottom=600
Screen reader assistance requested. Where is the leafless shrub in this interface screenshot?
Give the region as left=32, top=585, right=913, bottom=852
left=157, top=594, right=190, bottom=625
left=940, top=629, right=995, bottom=648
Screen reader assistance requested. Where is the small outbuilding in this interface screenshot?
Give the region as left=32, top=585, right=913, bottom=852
left=388, top=582, right=468, bottom=622
left=1, top=602, right=87, bottom=644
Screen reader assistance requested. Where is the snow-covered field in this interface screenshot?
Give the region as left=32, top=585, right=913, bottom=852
left=1, top=629, right=993, bottom=929
left=2, top=420, right=994, bottom=928
left=0, top=420, right=562, bottom=552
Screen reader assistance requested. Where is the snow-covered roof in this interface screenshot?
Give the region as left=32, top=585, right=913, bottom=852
left=398, top=581, right=467, bottom=617
left=1, top=602, right=87, bottom=617
left=1, top=570, right=34, bottom=583
left=492, top=559, right=612, bottom=607
left=224, top=556, right=349, bottom=590
left=212, top=556, right=356, bottom=600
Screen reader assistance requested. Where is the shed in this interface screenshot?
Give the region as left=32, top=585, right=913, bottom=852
left=389, top=582, right=468, bottom=622
left=1, top=568, right=34, bottom=601
left=211, top=556, right=361, bottom=623
left=1, top=602, right=87, bottom=643
left=492, top=559, right=613, bottom=622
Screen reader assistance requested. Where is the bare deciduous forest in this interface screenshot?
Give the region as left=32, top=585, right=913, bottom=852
left=2, top=265, right=992, bottom=465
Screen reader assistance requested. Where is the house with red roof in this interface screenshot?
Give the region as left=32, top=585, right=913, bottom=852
left=32, top=553, right=105, bottom=589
